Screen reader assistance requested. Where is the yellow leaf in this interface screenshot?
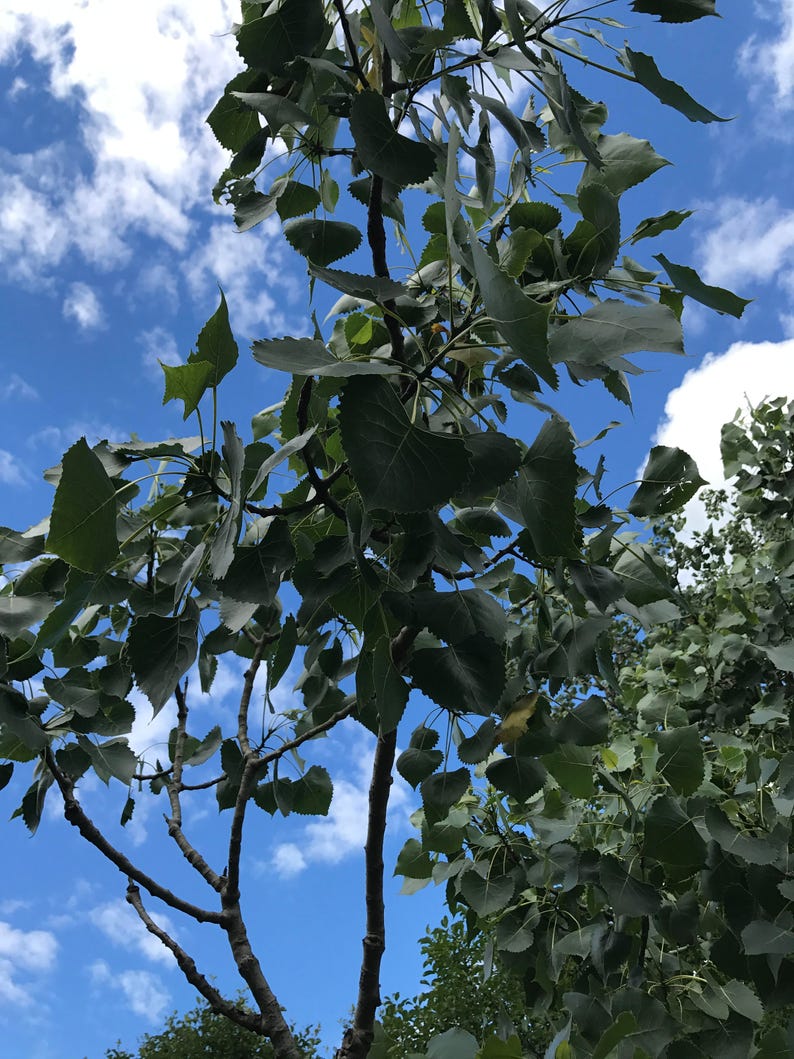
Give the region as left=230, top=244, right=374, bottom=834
left=496, top=693, right=538, bottom=745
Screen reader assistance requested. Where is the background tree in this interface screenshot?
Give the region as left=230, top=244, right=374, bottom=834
left=0, top=1, right=742, bottom=1057
left=398, top=398, right=794, bottom=1056
left=101, top=1000, right=321, bottom=1059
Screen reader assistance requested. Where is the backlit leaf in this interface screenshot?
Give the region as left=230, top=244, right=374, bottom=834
left=48, top=439, right=119, bottom=573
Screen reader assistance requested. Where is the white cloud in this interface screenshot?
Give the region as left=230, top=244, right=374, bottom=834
left=139, top=325, right=182, bottom=379
left=89, top=900, right=177, bottom=968
left=0, top=373, right=38, bottom=400
left=651, top=338, right=794, bottom=532
left=269, top=734, right=414, bottom=877
left=0, top=1, right=241, bottom=281
left=739, top=0, right=794, bottom=112
left=26, top=419, right=128, bottom=450
left=695, top=194, right=794, bottom=293
left=183, top=220, right=299, bottom=337
left=0, top=921, right=57, bottom=1007
left=0, top=449, right=28, bottom=486
left=89, top=959, right=170, bottom=1022
left=63, top=281, right=104, bottom=330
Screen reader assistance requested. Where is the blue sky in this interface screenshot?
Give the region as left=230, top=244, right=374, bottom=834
left=1, top=2, right=794, bottom=1057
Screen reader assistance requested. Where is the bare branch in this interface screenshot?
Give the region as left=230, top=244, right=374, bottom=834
left=163, top=683, right=225, bottom=892
left=126, top=883, right=262, bottom=1035
left=45, top=750, right=223, bottom=925
left=239, top=636, right=268, bottom=756
left=336, top=729, right=397, bottom=1059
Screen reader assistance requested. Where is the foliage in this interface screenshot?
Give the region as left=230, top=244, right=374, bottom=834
left=396, top=399, right=794, bottom=1056
left=381, top=917, right=531, bottom=1054
left=0, top=1, right=744, bottom=1057
left=101, top=997, right=321, bottom=1059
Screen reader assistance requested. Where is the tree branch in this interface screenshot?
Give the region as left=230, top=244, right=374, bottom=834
left=44, top=750, right=223, bottom=925
left=126, top=882, right=262, bottom=1034
left=164, top=682, right=225, bottom=892
left=336, top=728, right=397, bottom=1059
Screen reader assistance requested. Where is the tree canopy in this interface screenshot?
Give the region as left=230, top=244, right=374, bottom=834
left=0, top=1, right=760, bottom=1057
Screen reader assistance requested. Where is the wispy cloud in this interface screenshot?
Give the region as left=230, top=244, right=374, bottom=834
left=63, top=281, right=104, bottom=330
left=0, top=921, right=57, bottom=1006
left=739, top=0, right=794, bottom=113
left=0, top=374, right=38, bottom=401
left=89, top=899, right=176, bottom=968
left=139, top=326, right=182, bottom=379
left=89, top=959, right=170, bottom=1022
left=0, top=449, right=29, bottom=486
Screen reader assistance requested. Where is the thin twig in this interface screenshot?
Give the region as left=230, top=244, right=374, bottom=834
left=164, top=682, right=225, bottom=892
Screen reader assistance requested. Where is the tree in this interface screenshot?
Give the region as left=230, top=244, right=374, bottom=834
left=101, top=999, right=321, bottom=1059
left=397, top=398, right=794, bottom=1056
left=380, top=917, right=531, bottom=1054
left=0, top=1, right=742, bottom=1057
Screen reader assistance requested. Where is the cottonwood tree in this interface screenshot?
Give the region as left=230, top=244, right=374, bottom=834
left=396, top=400, right=794, bottom=1056
left=0, top=1, right=744, bottom=1056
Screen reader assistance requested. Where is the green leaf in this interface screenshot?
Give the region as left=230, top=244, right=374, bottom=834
left=654, top=725, right=704, bottom=795
left=0, top=762, right=13, bottom=791
left=760, top=641, right=794, bottom=672
left=543, top=744, right=594, bottom=798
left=458, top=432, right=522, bottom=503
left=127, top=601, right=199, bottom=713
left=236, top=0, right=328, bottom=78
left=625, top=48, right=728, bottom=123
left=631, top=0, right=717, bottom=22
left=599, top=855, right=661, bottom=916
left=580, top=132, right=669, bottom=195
left=184, top=726, right=223, bottom=767
left=471, top=91, right=543, bottom=165
left=291, top=765, right=333, bottom=815
left=162, top=361, right=214, bottom=419
left=252, top=337, right=397, bottom=377
left=549, top=301, right=684, bottom=367
left=721, top=980, right=763, bottom=1023
left=284, top=219, right=362, bottom=266
left=629, top=445, right=706, bottom=516
left=220, top=519, right=294, bottom=602
left=339, top=376, right=472, bottom=512
left=655, top=253, right=750, bottom=317
left=350, top=92, right=436, bottom=186
left=394, top=838, right=433, bottom=880
left=510, top=202, right=561, bottom=235
left=385, top=588, right=507, bottom=647
left=469, top=234, right=555, bottom=386
left=48, top=438, right=120, bottom=573
left=631, top=209, right=693, bottom=243
left=459, top=864, right=514, bottom=916
left=576, top=183, right=620, bottom=277
left=356, top=639, right=409, bottom=734
left=426, top=1028, right=479, bottom=1059
left=421, top=768, right=470, bottom=821
left=643, top=795, right=706, bottom=868
left=269, top=616, right=298, bottom=690
left=495, top=907, right=537, bottom=953
left=704, top=804, right=781, bottom=865
left=231, top=91, right=314, bottom=131
left=209, top=421, right=245, bottom=580
left=486, top=755, right=547, bottom=801
left=396, top=746, right=443, bottom=787
left=189, top=290, right=239, bottom=388
left=307, top=265, right=406, bottom=303
left=0, top=527, right=46, bottom=564
left=0, top=595, right=54, bottom=638
left=276, top=181, right=322, bottom=221
left=741, top=919, right=794, bottom=956
left=206, top=77, right=263, bottom=151
left=79, top=737, right=138, bottom=786
left=552, top=696, right=608, bottom=746
left=515, top=417, right=578, bottom=558
left=0, top=685, right=48, bottom=751
left=410, top=636, right=505, bottom=715
left=245, top=427, right=316, bottom=499
left=593, top=1012, right=638, bottom=1059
